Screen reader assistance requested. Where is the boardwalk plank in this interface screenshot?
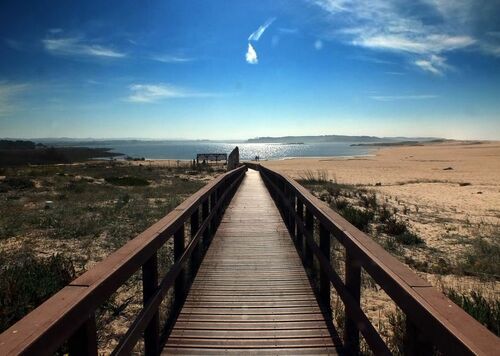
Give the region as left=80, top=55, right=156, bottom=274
left=163, top=170, right=339, bottom=355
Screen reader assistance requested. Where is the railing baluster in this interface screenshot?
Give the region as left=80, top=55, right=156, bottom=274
left=142, top=254, right=159, bottom=356
left=296, top=200, right=304, bottom=249
left=304, top=208, right=314, bottom=268
left=202, top=198, right=210, bottom=248
left=282, top=185, right=289, bottom=228
left=174, top=225, right=186, bottom=310
left=190, top=208, right=200, bottom=279
left=209, top=192, right=216, bottom=238
left=344, top=251, right=361, bottom=354
left=405, top=318, right=433, bottom=356
left=319, top=223, right=331, bottom=313
left=289, top=192, right=296, bottom=237
left=68, top=314, right=98, bottom=356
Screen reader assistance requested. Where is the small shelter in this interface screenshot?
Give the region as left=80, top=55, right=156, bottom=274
left=196, top=153, right=227, bottom=165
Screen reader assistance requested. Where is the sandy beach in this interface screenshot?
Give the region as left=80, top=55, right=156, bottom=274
left=263, top=141, right=500, bottom=326
left=263, top=141, right=500, bottom=226
left=262, top=141, right=499, bottom=284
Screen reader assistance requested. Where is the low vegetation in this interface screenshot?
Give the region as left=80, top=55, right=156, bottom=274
left=298, top=169, right=499, bottom=351
left=445, top=289, right=499, bottom=336
left=0, top=247, right=75, bottom=332
left=457, top=236, right=500, bottom=279
left=0, top=161, right=214, bottom=335
left=298, top=169, right=423, bottom=247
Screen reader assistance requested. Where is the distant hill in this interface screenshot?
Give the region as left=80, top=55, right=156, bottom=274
left=0, top=140, right=122, bottom=167
left=246, top=135, right=441, bottom=144
left=0, top=140, right=39, bottom=150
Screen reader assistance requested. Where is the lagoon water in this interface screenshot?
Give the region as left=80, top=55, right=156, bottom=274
left=97, top=141, right=373, bottom=160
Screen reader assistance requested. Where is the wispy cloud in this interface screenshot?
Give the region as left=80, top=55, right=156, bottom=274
left=248, top=18, right=276, bottom=41
left=245, top=18, right=276, bottom=65
left=310, top=0, right=494, bottom=74
left=314, top=39, right=323, bottom=50
left=42, top=35, right=126, bottom=58
left=370, top=94, right=438, bottom=101
left=151, top=54, right=194, bottom=63
left=414, top=55, right=450, bottom=75
left=245, top=43, right=258, bottom=64
left=278, top=28, right=299, bottom=34
left=126, top=84, right=214, bottom=103
left=0, top=82, right=30, bottom=116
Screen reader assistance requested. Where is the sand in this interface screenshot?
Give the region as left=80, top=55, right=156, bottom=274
left=262, top=141, right=500, bottom=227
left=262, top=141, right=500, bottom=281
left=262, top=141, right=500, bottom=326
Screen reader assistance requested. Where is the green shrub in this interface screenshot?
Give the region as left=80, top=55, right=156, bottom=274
left=446, top=289, right=499, bottom=336
left=457, top=237, right=500, bottom=279
left=395, top=231, right=424, bottom=245
left=338, top=205, right=374, bottom=232
left=105, top=176, right=150, bottom=186
left=298, top=169, right=329, bottom=184
left=0, top=248, right=75, bottom=332
left=331, top=197, right=348, bottom=211
left=360, top=193, right=378, bottom=210
left=2, top=177, right=35, bottom=190
left=66, top=180, right=87, bottom=193
left=380, top=217, right=408, bottom=236
left=386, top=308, right=406, bottom=355
left=325, top=182, right=343, bottom=198
left=379, top=205, right=392, bottom=223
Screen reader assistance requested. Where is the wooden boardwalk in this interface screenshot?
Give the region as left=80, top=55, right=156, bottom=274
left=163, top=170, right=339, bottom=355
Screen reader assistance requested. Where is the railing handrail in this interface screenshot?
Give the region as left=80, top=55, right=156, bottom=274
left=251, top=163, right=499, bottom=355
left=0, top=165, right=247, bottom=355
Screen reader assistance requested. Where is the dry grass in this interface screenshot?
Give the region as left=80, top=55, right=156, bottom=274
left=0, top=161, right=216, bottom=351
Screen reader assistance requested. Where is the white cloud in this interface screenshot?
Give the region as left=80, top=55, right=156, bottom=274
left=353, top=34, right=475, bottom=55
left=248, top=18, right=276, bottom=41
left=42, top=36, right=126, bottom=58
left=152, top=54, right=194, bottom=63
left=369, top=94, right=438, bottom=101
left=414, top=55, right=450, bottom=75
left=310, top=0, right=486, bottom=74
left=314, top=39, right=323, bottom=50
left=246, top=43, right=258, bottom=64
left=127, top=84, right=214, bottom=103
left=0, top=82, right=30, bottom=116
left=480, top=42, right=500, bottom=57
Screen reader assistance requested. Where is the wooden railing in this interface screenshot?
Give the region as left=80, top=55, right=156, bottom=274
left=0, top=165, right=247, bottom=355
left=250, top=163, right=499, bottom=355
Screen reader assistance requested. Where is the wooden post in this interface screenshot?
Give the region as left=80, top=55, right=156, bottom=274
left=142, top=254, right=159, bottom=356
left=344, top=251, right=361, bottom=355
left=68, top=314, right=98, bottom=356
left=405, top=318, right=433, bottom=356
left=210, top=192, right=217, bottom=237
left=190, top=209, right=200, bottom=280
left=289, top=192, right=296, bottom=237
left=304, top=208, right=314, bottom=268
left=319, top=223, right=331, bottom=313
left=174, top=226, right=186, bottom=310
left=202, top=198, right=210, bottom=248
left=282, top=185, right=289, bottom=228
left=296, top=200, right=304, bottom=249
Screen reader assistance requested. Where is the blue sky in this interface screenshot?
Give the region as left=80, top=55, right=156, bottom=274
left=0, top=0, right=499, bottom=140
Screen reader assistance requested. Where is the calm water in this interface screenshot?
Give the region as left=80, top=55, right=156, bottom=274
left=97, top=141, right=373, bottom=160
